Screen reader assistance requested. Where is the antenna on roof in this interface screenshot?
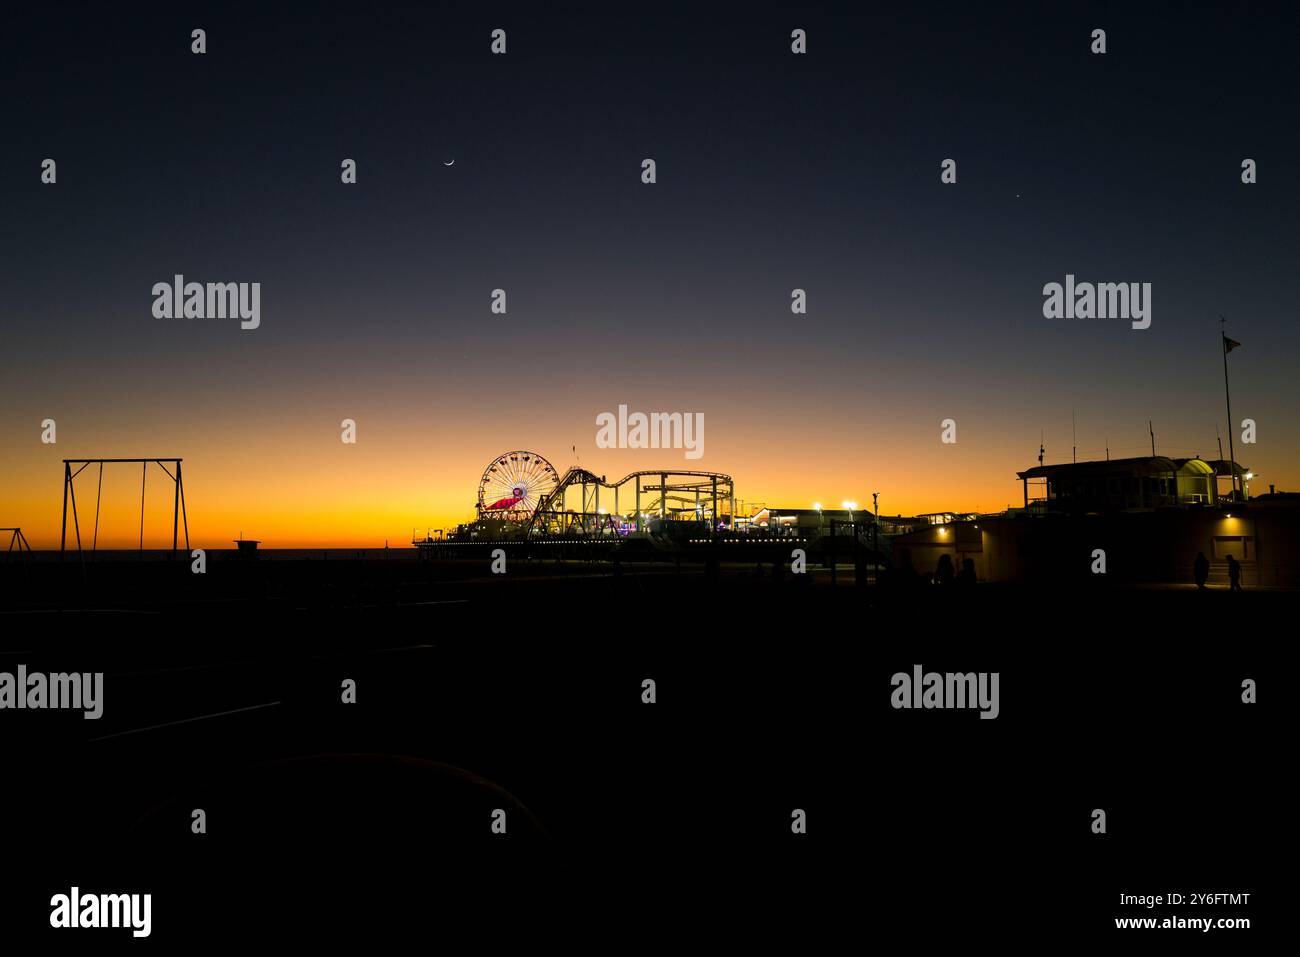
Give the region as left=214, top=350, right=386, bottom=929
left=1105, top=436, right=1110, bottom=461
left=1072, top=410, right=1077, bottom=464
left=1038, top=430, right=1044, bottom=468
left=1149, top=421, right=1156, bottom=457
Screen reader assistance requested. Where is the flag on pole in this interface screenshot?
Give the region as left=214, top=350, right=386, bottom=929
left=1223, top=335, right=1242, bottom=354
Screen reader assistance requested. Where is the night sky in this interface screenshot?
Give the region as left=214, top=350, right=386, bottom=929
left=3, top=2, right=1297, bottom=546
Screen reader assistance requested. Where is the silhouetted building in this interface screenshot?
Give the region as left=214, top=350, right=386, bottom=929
left=1016, top=456, right=1228, bottom=513
left=1206, top=459, right=1256, bottom=503
left=749, top=507, right=854, bottom=534
left=914, top=512, right=980, bottom=525
left=892, top=495, right=1300, bottom=586
left=747, top=507, right=946, bottom=541
left=889, top=521, right=987, bottom=581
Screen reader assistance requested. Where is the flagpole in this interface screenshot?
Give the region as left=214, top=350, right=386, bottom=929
left=1221, top=317, right=1238, bottom=501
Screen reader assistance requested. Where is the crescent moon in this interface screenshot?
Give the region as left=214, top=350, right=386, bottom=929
left=443, top=159, right=455, bottom=166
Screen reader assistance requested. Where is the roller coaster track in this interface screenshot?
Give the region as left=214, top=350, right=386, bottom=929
left=525, top=467, right=735, bottom=537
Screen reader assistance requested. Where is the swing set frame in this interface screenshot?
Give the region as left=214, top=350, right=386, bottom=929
left=60, top=458, right=189, bottom=561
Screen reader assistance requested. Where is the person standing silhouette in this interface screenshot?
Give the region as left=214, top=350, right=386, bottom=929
left=1194, top=551, right=1210, bottom=590
left=957, top=557, right=977, bottom=588
left=1226, top=554, right=1242, bottom=591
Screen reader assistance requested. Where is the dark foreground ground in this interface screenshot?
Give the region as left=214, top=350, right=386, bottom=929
left=0, top=555, right=1285, bottom=947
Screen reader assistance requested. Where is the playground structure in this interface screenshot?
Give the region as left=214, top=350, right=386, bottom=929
left=3, top=527, right=32, bottom=561
left=60, top=458, right=190, bottom=560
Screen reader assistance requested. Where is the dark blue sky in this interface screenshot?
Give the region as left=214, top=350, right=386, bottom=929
left=3, top=2, right=1298, bottom=539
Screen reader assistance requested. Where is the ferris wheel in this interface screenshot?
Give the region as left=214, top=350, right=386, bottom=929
left=476, top=450, right=559, bottom=522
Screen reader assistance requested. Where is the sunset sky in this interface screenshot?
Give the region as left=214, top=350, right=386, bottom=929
left=3, top=3, right=1297, bottom=548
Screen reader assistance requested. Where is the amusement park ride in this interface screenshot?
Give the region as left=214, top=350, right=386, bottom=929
left=436, top=450, right=737, bottom=543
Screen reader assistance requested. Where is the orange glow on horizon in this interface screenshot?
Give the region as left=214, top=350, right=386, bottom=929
left=6, top=436, right=1285, bottom=550
left=4, top=386, right=1294, bottom=550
